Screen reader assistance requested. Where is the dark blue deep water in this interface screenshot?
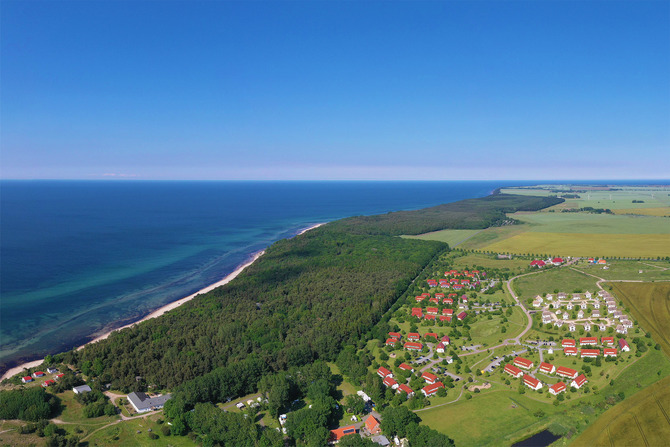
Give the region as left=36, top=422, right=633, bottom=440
left=0, top=180, right=663, bottom=372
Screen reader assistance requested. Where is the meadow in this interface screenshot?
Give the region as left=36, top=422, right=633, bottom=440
left=402, top=229, right=482, bottom=247
left=513, top=268, right=599, bottom=300
left=572, top=260, right=670, bottom=281
left=508, top=212, right=670, bottom=234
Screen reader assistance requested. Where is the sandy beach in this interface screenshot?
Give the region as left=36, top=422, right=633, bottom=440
left=1, top=222, right=325, bottom=382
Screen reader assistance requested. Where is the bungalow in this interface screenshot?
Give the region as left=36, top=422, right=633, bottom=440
left=592, top=309, right=601, bottom=318
left=429, top=297, right=439, bottom=304
left=585, top=291, right=592, bottom=299
left=436, top=342, right=446, bottom=353
left=568, top=323, right=577, bottom=332
left=389, top=332, right=402, bottom=340
left=404, top=342, right=423, bottom=351
left=546, top=294, right=554, bottom=301
left=597, top=259, right=607, bottom=265
left=377, top=367, right=393, bottom=378
left=530, top=260, right=546, bottom=268
left=549, top=382, right=567, bottom=396
left=73, top=385, right=92, bottom=394
left=408, top=333, right=420, bottom=341
left=425, top=332, right=438, bottom=340
left=580, top=301, right=588, bottom=309
left=602, top=336, right=615, bottom=346
left=580, top=337, right=598, bottom=346
left=415, top=296, right=425, bottom=303
left=566, top=302, right=574, bottom=310
left=448, top=293, right=458, bottom=299
left=542, top=312, right=552, bottom=324
left=383, top=377, right=399, bottom=390
left=513, top=356, right=534, bottom=370
left=532, top=298, right=543, bottom=308
left=523, top=374, right=542, bottom=391
left=55, top=373, right=64, bottom=380
left=577, top=310, right=585, bottom=319
left=554, top=320, right=564, bottom=328
left=330, top=426, right=357, bottom=444
left=619, top=339, right=631, bottom=352
left=421, top=372, right=439, bottom=384
left=421, top=382, right=444, bottom=397
left=427, top=280, right=438, bottom=287
left=439, top=316, right=452, bottom=322
left=564, top=347, right=578, bottom=356
left=584, top=323, right=591, bottom=332
left=397, top=383, right=415, bottom=397
left=424, top=314, right=436, bottom=321
left=552, top=257, right=564, bottom=266
left=561, top=338, right=577, bottom=348
left=22, top=376, right=33, bottom=383
left=46, top=367, right=58, bottom=374
left=438, top=281, right=448, bottom=289
left=453, top=284, right=464, bottom=291
left=613, top=311, right=623, bottom=320
left=457, top=311, right=467, bottom=321
left=442, top=298, right=454, bottom=305
left=127, top=391, right=172, bottom=413
left=604, top=348, right=618, bottom=357
left=442, top=308, right=454, bottom=316
left=616, top=325, right=627, bottom=335
left=539, top=362, right=556, bottom=374
left=622, top=319, right=633, bottom=329
left=411, top=308, right=423, bottom=318
left=556, top=366, right=579, bottom=380
left=558, top=292, right=567, bottom=300
left=461, top=294, right=469, bottom=303
left=365, top=415, right=381, bottom=435
left=581, top=349, right=600, bottom=358
left=571, top=374, right=588, bottom=389
left=593, top=302, right=600, bottom=309
left=573, top=294, right=582, bottom=301
left=398, top=363, right=414, bottom=373
left=386, top=338, right=399, bottom=347
left=435, top=292, right=444, bottom=299
left=441, top=335, right=451, bottom=345
left=32, top=371, right=45, bottom=378
left=426, top=307, right=438, bottom=315
left=42, top=380, right=55, bottom=387
left=504, top=364, right=523, bottom=378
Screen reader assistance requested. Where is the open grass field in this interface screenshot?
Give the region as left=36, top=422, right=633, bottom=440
left=448, top=252, right=532, bottom=272
left=570, top=375, right=670, bottom=447
left=84, top=413, right=196, bottom=447
left=457, top=224, right=531, bottom=250
left=613, top=207, right=670, bottom=217
left=509, top=212, right=670, bottom=234
left=572, top=261, right=670, bottom=282
left=514, top=268, right=599, bottom=300
left=402, top=229, right=482, bottom=247
left=609, top=282, right=670, bottom=358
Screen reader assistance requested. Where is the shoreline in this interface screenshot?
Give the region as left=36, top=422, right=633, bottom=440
left=1, top=222, right=326, bottom=382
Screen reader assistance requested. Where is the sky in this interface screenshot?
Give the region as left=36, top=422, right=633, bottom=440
left=1, top=0, right=669, bottom=180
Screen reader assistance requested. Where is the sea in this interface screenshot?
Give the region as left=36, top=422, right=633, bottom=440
left=0, top=179, right=662, bottom=374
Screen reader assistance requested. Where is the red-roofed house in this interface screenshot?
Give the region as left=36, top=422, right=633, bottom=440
left=441, top=335, right=450, bottom=344
left=436, top=342, right=446, bottom=353
left=514, top=357, right=534, bottom=370
left=411, top=308, right=423, bottom=318
left=427, top=280, right=438, bottom=287
left=408, top=332, right=420, bottom=341
left=530, top=260, right=546, bottom=268
left=523, top=374, right=542, bottom=391
left=429, top=297, right=440, bottom=304
left=435, top=293, right=444, bottom=299
left=398, top=363, right=414, bottom=373
left=365, top=415, right=381, bottom=435
left=415, top=295, right=425, bottom=302
left=601, top=337, right=615, bottom=346
left=386, top=338, right=399, bottom=346
left=552, top=257, right=564, bottom=265
left=421, top=382, right=444, bottom=397
left=383, top=377, right=399, bottom=389
left=330, top=426, right=357, bottom=443
left=604, top=348, right=618, bottom=357
left=442, top=298, right=454, bottom=305
left=55, top=373, right=64, bottom=380
left=504, top=364, right=523, bottom=378
left=562, top=339, right=576, bottom=348
left=539, top=362, right=556, bottom=374
left=439, top=316, right=452, bottom=322
left=404, top=342, right=423, bottom=351
left=564, top=347, right=578, bottom=356
left=22, top=376, right=33, bottom=383
left=377, top=367, right=392, bottom=378
left=32, top=371, right=45, bottom=378
left=457, top=311, right=467, bottom=321
left=425, top=332, right=438, bottom=340
left=397, top=383, right=414, bottom=397
left=421, top=372, right=439, bottom=384
left=424, top=314, right=436, bottom=321
left=619, top=339, right=630, bottom=351
left=389, top=332, right=402, bottom=340
left=442, top=308, right=454, bottom=316
left=581, top=349, right=600, bottom=358
left=556, top=366, right=578, bottom=380
left=571, top=374, right=587, bottom=389
left=549, top=382, right=566, bottom=395
left=580, top=337, right=598, bottom=346
left=42, top=380, right=55, bottom=387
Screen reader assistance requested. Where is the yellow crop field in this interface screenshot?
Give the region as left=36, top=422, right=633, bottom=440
left=482, top=232, right=670, bottom=258
left=613, top=207, right=670, bottom=217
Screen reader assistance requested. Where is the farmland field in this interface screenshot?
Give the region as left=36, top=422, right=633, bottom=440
left=613, top=207, right=670, bottom=217
left=509, top=211, right=670, bottom=234
left=572, top=260, right=670, bottom=282
left=501, top=186, right=670, bottom=210
left=514, top=268, right=599, bottom=300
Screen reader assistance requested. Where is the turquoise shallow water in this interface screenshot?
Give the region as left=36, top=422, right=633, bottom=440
left=2, top=179, right=659, bottom=372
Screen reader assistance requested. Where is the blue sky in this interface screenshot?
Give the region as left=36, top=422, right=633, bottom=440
left=2, top=0, right=668, bottom=180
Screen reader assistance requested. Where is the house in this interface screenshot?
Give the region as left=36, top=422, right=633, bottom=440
left=584, top=323, right=591, bottom=332
left=408, top=333, right=420, bottom=341
left=72, top=385, right=92, bottom=394
left=577, top=310, right=585, bottom=319
left=562, top=339, right=576, bottom=348
left=439, top=316, right=452, bottom=322
left=593, top=302, right=600, bottom=309
left=421, top=372, right=439, bottom=384
left=389, top=332, right=402, bottom=340
left=411, top=308, right=423, bottom=318
left=622, top=319, right=633, bottom=329
left=365, top=415, right=381, bottom=435
left=55, top=374, right=64, bottom=380
left=523, top=374, right=542, bottom=391
left=42, top=380, right=55, bottom=387
left=563, top=346, right=578, bottom=356
left=556, top=366, right=579, bottom=380
left=592, top=310, right=601, bottom=318
left=461, top=294, right=469, bottom=303
left=436, top=342, right=446, bottom=353
left=573, top=294, right=582, bottom=301
left=386, top=338, right=399, bottom=347
left=415, top=296, right=425, bottom=303
left=532, top=298, right=543, bottom=308
left=421, top=382, right=444, bottom=397
left=585, top=291, right=592, bottom=299
left=424, top=314, right=436, bottom=321
left=546, top=294, right=554, bottom=301
left=426, top=307, right=438, bottom=315
left=513, top=356, right=534, bottom=370
left=397, top=383, right=414, bottom=397
left=435, top=293, right=444, bottom=299
left=568, top=323, right=576, bottom=332
left=21, top=376, right=33, bottom=383
left=504, top=364, right=523, bottom=378
left=404, top=342, right=423, bottom=351
left=542, top=312, right=552, bottom=324
left=377, top=367, right=393, bottom=378
left=398, top=363, right=414, bottom=373
left=604, top=348, right=618, bottom=357
left=571, top=374, right=587, bottom=389
left=539, top=362, right=556, bottom=374
left=580, top=337, right=598, bottom=346
left=442, top=308, right=454, bottom=316
left=32, top=371, right=45, bottom=378
left=552, top=257, right=564, bottom=265
left=619, top=339, right=631, bottom=352
left=554, top=320, right=564, bottom=328
left=441, top=335, right=451, bottom=345
left=330, top=426, right=357, bottom=444
left=443, top=298, right=454, bottom=305
left=597, top=259, right=607, bottom=265
left=581, top=349, right=600, bottom=358
left=457, top=311, right=467, bottom=321
left=46, top=367, right=58, bottom=374
left=566, top=302, right=574, bottom=310
left=549, top=382, right=567, bottom=396
left=558, top=293, right=567, bottom=300
left=425, top=332, right=438, bottom=340
left=530, top=260, right=546, bottom=268
left=602, top=336, right=615, bottom=346
left=383, top=377, right=399, bottom=389
left=580, top=302, right=588, bottom=309
left=616, top=325, right=627, bottom=334
left=127, top=391, right=172, bottom=413
left=427, top=280, right=437, bottom=287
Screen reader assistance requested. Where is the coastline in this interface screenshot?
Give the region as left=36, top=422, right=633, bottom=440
left=1, top=222, right=325, bottom=382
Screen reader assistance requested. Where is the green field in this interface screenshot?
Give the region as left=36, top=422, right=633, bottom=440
left=448, top=252, right=533, bottom=272
left=572, top=260, right=670, bottom=282
left=514, top=268, right=599, bottom=300
left=501, top=186, right=670, bottom=210
left=402, top=229, right=482, bottom=247
left=508, top=212, right=670, bottom=234
left=456, top=224, right=532, bottom=250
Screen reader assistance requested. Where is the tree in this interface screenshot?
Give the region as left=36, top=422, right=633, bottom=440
left=380, top=406, right=419, bottom=438
left=344, top=394, right=365, bottom=415
left=339, top=435, right=378, bottom=446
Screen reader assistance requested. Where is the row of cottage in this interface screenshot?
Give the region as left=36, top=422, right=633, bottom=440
left=560, top=337, right=630, bottom=357
left=21, top=368, right=64, bottom=387
left=377, top=366, right=445, bottom=398
left=386, top=332, right=452, bottom=353
left=504, top=357, right=587, bottom=395
left=426, top=271, right=484, bottom=290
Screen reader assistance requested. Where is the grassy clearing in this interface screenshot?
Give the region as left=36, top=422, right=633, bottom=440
left=572, top=260, right=670, bottom=281
left=514, top=268, right=599, bottom=300
left=84, top=414, right=196, bottom=447
left=458, top=224, right=531, bottom=250
left=613, top=207, right=670, bottom=217
left=448, top=252, right=532, bottom=271
left=484, top=232, right=670, bottom=259
left=402, top=229, right=482, bottom=247
left=609, top=282, right=670, bottom=358
left=0, top=420, right=43, bottom=447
